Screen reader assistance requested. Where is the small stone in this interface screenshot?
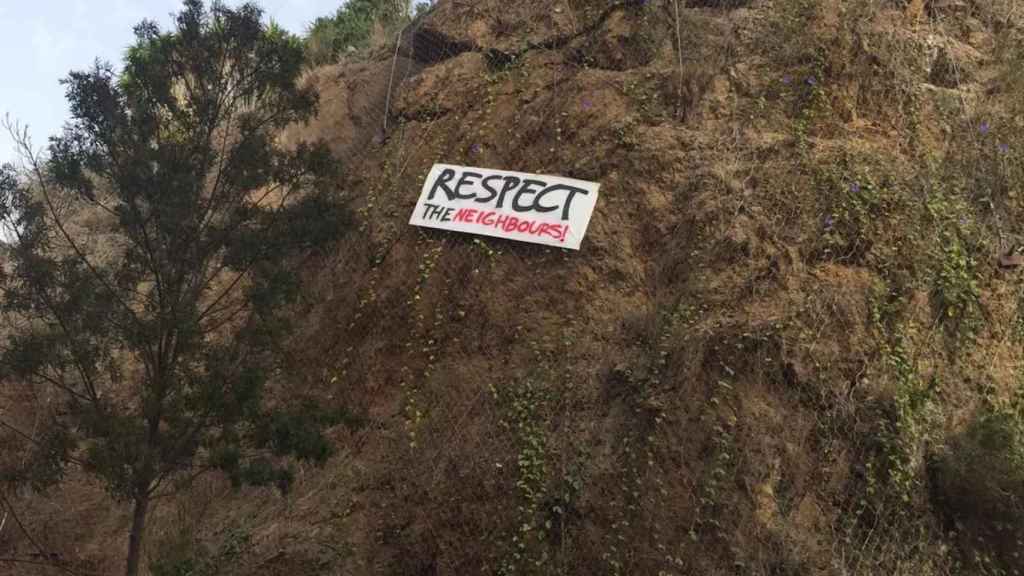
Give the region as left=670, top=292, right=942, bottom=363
left=998, top=249, right=1024, bottom=269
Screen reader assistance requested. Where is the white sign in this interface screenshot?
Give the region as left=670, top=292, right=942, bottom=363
left=409, top=164, right=600, bottom=250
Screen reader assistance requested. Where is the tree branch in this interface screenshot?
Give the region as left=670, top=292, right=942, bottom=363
left=6, top=121, right=146, bottom=337
left=0, top=230, right=101, bottom=404
left=0, top=417, right=86, bottom=468
left=0, top=492, right=84, bottom=576
left=195, top=178, right=303, bottom=328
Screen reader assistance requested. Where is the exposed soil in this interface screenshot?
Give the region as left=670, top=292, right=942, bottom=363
left=6, top=0, right=1024, bottom=574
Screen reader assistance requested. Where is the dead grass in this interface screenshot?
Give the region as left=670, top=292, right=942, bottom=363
left=8, top=0, right=1024, bottom=574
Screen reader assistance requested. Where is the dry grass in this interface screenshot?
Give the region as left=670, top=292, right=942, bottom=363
left=7, top=0, right=1024, bottom=574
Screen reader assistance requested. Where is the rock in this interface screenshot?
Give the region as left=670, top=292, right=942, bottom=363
left=399, top=23, right=476, bottom=64
left=570, top=9, right=664, bottom=71
left=998, top=248, right=1024, bottom=269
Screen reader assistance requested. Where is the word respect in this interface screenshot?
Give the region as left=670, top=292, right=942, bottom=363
left=427, top=167, right=591, bottom=221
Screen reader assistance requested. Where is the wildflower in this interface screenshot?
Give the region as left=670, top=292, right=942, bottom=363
left=782, top=75, right=792, bottom=85
left=582, top=98, right=593, bottom=110
left=980, top=121, right=990, bottom=135
left=470, top=143, right=482, bottom=155
left=806, top=76, right=817, bottom=86
left=999, top=143, right=1010, bottom=154
left=824, top=215, right=835, bottom=230
left=849, top=182, right=860, bottom=194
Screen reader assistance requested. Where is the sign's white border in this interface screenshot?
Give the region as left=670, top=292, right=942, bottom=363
left=409, top=164, right=600, bottom=250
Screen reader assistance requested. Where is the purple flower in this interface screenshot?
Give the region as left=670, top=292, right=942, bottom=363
left=980, top=121, right=991, bottom=135
left=850, top=182, right=861, bottom=194
left=824, top=215, right=835, bottom=230
left=999, top=143, right=1010, bottom=154
left=782, top=75, right=792, bottom=85
left=470, top=143, right=482, bottom=155
left=806, top=76, right=817, bottom=86
left=582, top=98, right=593, bottom=110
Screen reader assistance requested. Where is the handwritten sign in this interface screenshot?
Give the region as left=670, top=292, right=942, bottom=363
left=409, top=164, right=600, bottom=250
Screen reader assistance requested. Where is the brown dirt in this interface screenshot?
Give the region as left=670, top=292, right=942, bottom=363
left=7, top=0, right=1024, bottom=574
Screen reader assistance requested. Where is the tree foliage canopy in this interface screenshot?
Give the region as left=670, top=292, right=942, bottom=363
left=0, top=1, right=347, bottom=573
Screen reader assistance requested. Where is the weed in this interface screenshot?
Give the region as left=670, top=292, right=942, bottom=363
left=150, top=522, right=254, bottom=576
left=824, top=286, right=953, bottom=574
left=471, top=238, right=502, bottom=268
left=880, top=338, right=938, bottom=506
left=621, top=74, right=667, bottom=123
left=815, top=163, right=905, bottom=267
left=931, top=375, right=1024, bottom=573
left=931, top=228, right=983, bottom=344
left=791, top=60, right=831, bottom=148
left=612, top=120, right=639, bottom=150
left=862, top=284, right=940, bottom=514
left=764, top=0, right=820, bottom=70
left=1013, top=287, right=1024, bottom=344
left=689, top=380, right=738, bottom=545
left=492, top=379, right=552, bottom=575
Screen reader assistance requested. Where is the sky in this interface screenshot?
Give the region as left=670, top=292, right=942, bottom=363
left=0, top=0, right=340, bottom=165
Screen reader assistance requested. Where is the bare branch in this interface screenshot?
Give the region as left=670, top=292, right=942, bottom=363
left=4, top=120, right=146, bottom=331
left=0, top=492, right=84, bottom=576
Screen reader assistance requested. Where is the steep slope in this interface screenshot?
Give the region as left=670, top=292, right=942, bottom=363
left=266, top=1, right=1024, bottom=573
left=6, top=0, right=1024, bottom=574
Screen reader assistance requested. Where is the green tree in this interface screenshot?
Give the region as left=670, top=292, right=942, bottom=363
left=0, top=2, right=345, bottom=575
left=304, top=0, right=415, bottom=65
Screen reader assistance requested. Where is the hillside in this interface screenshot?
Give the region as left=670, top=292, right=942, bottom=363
left=6, top=0, right=1024, bottom=574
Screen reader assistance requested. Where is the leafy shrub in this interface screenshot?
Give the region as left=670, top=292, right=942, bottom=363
left=931, top=230, right=983, bottom=343
left=931, top=399, right=1024, bottom=573
left=150, top=525, right=253, bottom=576
left=304, top=0, right=429, bottom=65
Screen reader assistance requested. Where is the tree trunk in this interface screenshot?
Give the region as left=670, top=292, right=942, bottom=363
left=125, top=493, right=150, bottom=576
